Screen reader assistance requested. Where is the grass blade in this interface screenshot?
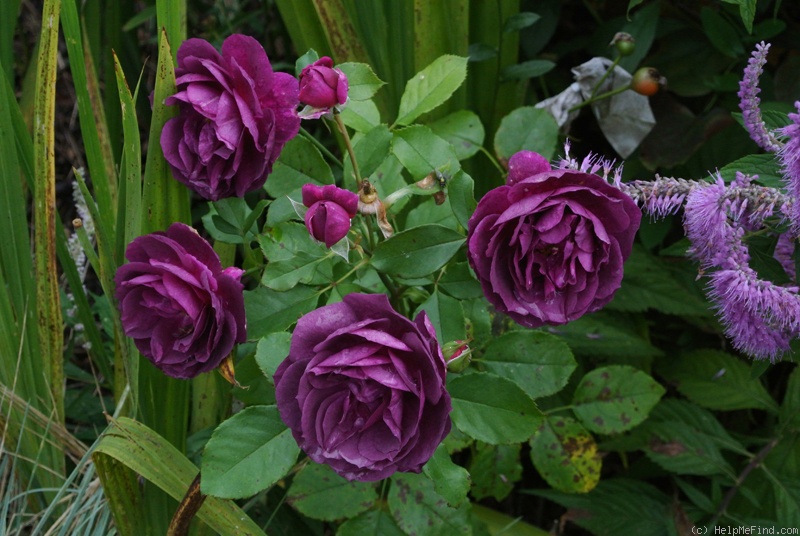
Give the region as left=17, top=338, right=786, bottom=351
left=60, top=0, right=116, bottom=236
left=156, top=0, right=185, bottom=61
left=141, top=28, right=191, bottom=233
left=0, top=0, right=20, bottom=83
left=32, top=0, right=64, bottom=426
left=93, top=417, right=267, bottom=536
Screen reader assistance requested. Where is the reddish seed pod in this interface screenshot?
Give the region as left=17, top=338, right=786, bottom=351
left=631, top=67, right=665, bottom=96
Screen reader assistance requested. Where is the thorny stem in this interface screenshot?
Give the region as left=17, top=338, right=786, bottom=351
left=708, top=437, right=779, bottom=527
left=333, top=111, right=362, bottom=188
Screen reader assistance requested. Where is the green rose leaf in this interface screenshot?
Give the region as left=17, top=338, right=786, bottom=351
left=392, top=125, right=461, bottom=180
left=340, top=98, right=381, bottom=133
left=415, top=289, right=466, bottom=345
left=494, top=106, right=559, bottom=163
left=244, top=285, right=319, bottom=339
left=254, top=331, right=292, bottom=380
left=261, top=251, right=335, bottom=292
left=294, top=48, right=319, bottom=75
left=447, top=170, right=477, bottom=231
left=395, top=55, right=468, bottom=127
left=346, top=124, right=392, bottom=182
left=448, top=372, right=543, bottom=444
left=481, top=331, right=576, bottom=399
left=388, top=472, right=471, bottom=536
left=405, top=197, right=457, bottom=229
left=338, top=62, right=385, bottom=101
left=201, top=405, right=299, bottom=499
left=287, top=462, right=378, bottom=521
left=371, top=224, right=465, bottom=279
left=529, top=416, right=601, bottom=493
left=266, top=136, right=333, bottom=198
left=468, top=442, right=522, bottom=501
left=338, top=510, right=406, bottom=536
left=201, top=197, right=264, bottom=245
left=429, top=110, right=485, bottom=160
left=259, top=222, right=337, bottom=291
left=572, top=365, right=665, bottom=434
left=422, top=445, right=471, bottom=507
left=438, top=261, right=483, bottom=300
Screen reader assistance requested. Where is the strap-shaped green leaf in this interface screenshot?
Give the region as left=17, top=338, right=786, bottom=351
left=93, top=417, right=266, bottom=535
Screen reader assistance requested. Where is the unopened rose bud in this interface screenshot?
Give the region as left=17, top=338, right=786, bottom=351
left=443, top=340, right=472, bottom=372
left=302, top=184, right=359, bottom=247
left=298, top=57, right=349, bottom=119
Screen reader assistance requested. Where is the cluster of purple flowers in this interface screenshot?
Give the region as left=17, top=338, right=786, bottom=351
left=617, top=42, right=800, bottom=361
left=113, top=33, right=800, bottom=486
left=116, top=35, right=453, bottom=482
left=120, top=36, right=358, bottom=381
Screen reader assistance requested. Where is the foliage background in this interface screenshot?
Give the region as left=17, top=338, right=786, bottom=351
left=2, top=0, right=800, bottom=535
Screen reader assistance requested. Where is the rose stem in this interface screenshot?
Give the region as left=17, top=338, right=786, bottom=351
left=333, top=111, right=362, bottom=188
left=167, top=473, right=206, bottom=536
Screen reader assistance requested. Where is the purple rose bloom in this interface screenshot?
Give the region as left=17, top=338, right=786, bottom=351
left=298, top=57, right=348, bottom=119
left=114, top=223, right=246, bottom=379
left=467, top=153, right=641, bottom=328
left=302, top=183, right=359, bottom=247
left=161, top=34, right=300, bottom=201
left=274, top=293, right=451, bottom=482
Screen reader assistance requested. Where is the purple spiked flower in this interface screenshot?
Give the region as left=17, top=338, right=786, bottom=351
left=738, top=42, right=782, bottom=153
left=682, top=175, right=800, bottom=361
left=777, top=102, right=800, bottom=232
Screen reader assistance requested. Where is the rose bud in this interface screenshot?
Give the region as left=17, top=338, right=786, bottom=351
left=506, top=150, right=551, bottom=186
left=274, top=293, right=451, bottom=482
left=302, top=184, right=359, bottom=247
left=114, top=223, right=246, bottom=379
left=442, top=340, right=472, bottom=373
left=161, top=34, right=300, bottom=201
left=298, top=57, right=349, bottom=119
left=467, top=151, right=641, bottom=328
